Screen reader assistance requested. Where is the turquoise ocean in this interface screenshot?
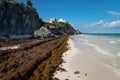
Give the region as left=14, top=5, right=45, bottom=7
left=72, top=34, right=120, bottom=71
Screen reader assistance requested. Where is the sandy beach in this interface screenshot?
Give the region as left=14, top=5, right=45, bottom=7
left=54, top=36, right=120, bottom=80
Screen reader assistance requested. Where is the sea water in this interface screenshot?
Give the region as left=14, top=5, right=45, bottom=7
left=54, top=34, right=120, bottom=80
left=72, top=34, right=120, bottom=71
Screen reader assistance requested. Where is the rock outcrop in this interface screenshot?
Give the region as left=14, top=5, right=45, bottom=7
left=34, top=27, right=51, bottom=38
left=43, top=22, right=81, bottom=36
left=0, top=1, right=44, bottom=37
left=0, top=1, right=81, bottom=39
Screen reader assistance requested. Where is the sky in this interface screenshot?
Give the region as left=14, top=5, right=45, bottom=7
left=18, top=0, right=120, bottom=33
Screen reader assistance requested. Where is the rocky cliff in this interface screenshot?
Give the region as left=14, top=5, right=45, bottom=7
left=0, top=0, right=44, bottom=37
left=0, top=0, right=81, bottom=39
left=44, top=22, right=81, bottom=35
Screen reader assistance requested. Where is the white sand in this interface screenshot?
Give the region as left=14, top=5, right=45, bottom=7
left=53, top=37, right=120, bottom=80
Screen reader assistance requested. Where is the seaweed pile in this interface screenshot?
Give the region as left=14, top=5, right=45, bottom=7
left=0, top=35, right=69, bottom=80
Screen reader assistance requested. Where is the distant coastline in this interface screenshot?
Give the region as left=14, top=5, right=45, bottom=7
left=83, top=33, right=120, bottom=37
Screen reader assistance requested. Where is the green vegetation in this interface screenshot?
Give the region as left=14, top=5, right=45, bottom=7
left=44, top=22, right=56, bottom=27
left=27, top=0, right=32, bottom=7
left=56, top=22, right=72, bottom=29
left=9, top=0, right=16, bottom=3
left=0, top=0, right=16, bottom=3
left=0, top=0, right=34, bottom=10
left=26, top=0, right=35, bottom=11
left=44, top=21, right=73, bottom=29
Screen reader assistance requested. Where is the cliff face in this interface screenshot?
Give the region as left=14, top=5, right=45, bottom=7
left=0, top=1, right=43, bottom=36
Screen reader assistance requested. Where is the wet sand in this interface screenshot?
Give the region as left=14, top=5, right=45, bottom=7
left=54, top=37, right=120, bottom=80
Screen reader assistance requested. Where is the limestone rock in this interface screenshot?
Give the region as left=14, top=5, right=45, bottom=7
left=0, top=1, right=43, bottom=38
left=34, top=27, right=51, bottom=38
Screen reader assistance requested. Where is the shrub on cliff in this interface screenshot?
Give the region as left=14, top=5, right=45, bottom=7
left=0, top=0, right=16, bottom=3
left=56, top=22, right=72, bottom=29
left=27, top=0, right=32, bottom=7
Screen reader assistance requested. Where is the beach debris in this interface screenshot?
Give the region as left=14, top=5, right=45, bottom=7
left=60, top=64, right=63, bottom=67
left=65, top=54, right=67, bottom=55
left=63, top=60, right=66, bottom=63
left=77, top=76, right=80, bottom=78
left=57, top=67, right=67, bottom=72
left=85, top=73, right=87, bottom=76
left=74, top=71, right=80, bottom=75
left=53, top=77, right=60, bottom=80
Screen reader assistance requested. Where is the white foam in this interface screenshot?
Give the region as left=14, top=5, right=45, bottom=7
left=54, top=35, right=120, bottom=80
left=0, top=45, right=20, bottom=50
left=109, top=41, right=116, bottom=44
left=85, top=42, right=110, bottom=55
left=117, top=51, right=120, bottom=56
left=118, top=39, right=120, bottom=42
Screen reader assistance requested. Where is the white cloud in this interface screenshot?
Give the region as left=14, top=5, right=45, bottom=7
left=84, top=20, right=120, bottom=28
left=103, top=20, right=120, bottom=27
left=108, top=11, right=120, bottom=16
left=59, top=18, right=66, bottom=22
left=91, top=20, right=104, bottom=26
left=85, top=20, right=104, bottom=27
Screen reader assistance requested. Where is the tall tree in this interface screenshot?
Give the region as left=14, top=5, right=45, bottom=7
left=0, top=0, right=7, bottom=2
left=27, top=0, right=32, bottom=7
left=9, top=0, right=17, bottom=3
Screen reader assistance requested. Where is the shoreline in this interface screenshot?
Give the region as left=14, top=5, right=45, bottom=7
left=1, top=35, right=120, bottom=80
left=53, top=37, right=81, bottom=80
left=54, top=36, right=120, bottom=80
left=0, top=35, right=69, bottom=80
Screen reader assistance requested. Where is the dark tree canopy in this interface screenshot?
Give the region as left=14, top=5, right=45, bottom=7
left=0, top=0, right=16, bottom=3
left=27, top=0, right=32, bottom=7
